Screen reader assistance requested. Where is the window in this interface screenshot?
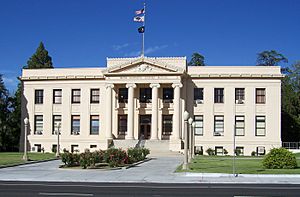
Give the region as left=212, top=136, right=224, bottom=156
left=34, top=144, right=42, bottom=152
left=235, top=88, right=245, bottom=103
left=71, top=145, right=79, bottom=153
left=235, top=116, right=245, bottom=136
left=214, top=88, right=224, bottom=103
left=34, top=115, right=43, bottom=135
left=215, top=146, right=224, bottom=155
left=163, top=88, right=174, bottom=102
left=162, top=115, right=173, bottom=139
left=194, top=88, right=203, bottom=101
left=118, top=115, right=127, bottom=136
left=140, top=88, right=152, bottom=103
left=52, top=144, right=57, bottom=153
left=256, top=146, right=265, bottom=155
left=235, top=147, right=244, bottom=156
left=71, top=115, right=80, bottom=135
left=90, top=145, right=97, bottom=149
left=53, top=89, right=62, bottom=104
left=71, top=89, right=81, bottom=103
left=52, top=115, right=62, bottom=135
left=214, top=115, right=224, bottom=136
left=90, top=115, right=99, bottom=135
left=35, top=89, right=44, bottom=104
left=256, top=116, right=266, bottom=136
left=256, top=88, right=265, bottom=104
left=118, top=88, right=128, bottom=103
left=90, top=89, right=100, bottom=103
left=194, top=115, right=203, bottom=136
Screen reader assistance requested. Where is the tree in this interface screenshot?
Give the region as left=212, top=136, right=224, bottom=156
left=188, top=52, right=205, bottom=66
left=24, top=42, right=53, bottom=69
left=256, top=50, right=288, bottom=66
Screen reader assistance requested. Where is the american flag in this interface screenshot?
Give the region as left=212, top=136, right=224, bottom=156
left=135, top=8, right=145, bottom=15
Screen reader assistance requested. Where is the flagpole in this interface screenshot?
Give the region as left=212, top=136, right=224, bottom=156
left=141, top=2, right=145, bottom=57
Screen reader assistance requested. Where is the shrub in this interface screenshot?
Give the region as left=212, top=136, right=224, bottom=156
left=103, top=148, right=128, bottom=167
left=224, top=149, right=228, bottom=155
left=79, top=149, right=92, bottom=169
left=60, top=150, right=79, bottom=167
left=235, top=149, right=242, bottom=156
left=251, top=151, right=256, bottom=156
left=127, top=148, right=150, bottom=163
left=262, top=148, right=297, bottom=169
left=206, top=148, right=215, bottom=156
left=90, top=150, right=104, bottom=166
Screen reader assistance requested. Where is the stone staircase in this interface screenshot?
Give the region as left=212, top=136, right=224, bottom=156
left=112, top=139, right=182, bottom=157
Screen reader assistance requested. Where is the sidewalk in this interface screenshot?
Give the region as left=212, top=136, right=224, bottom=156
left=0, top=155, right=300, bottom=184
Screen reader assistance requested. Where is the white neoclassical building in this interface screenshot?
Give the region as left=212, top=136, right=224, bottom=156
left=20, top=56, right=283, bottom=155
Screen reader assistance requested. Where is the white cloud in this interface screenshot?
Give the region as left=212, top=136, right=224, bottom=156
left=112, top=43, right=130, bottom=51
left=124, top=44, right=169, bottom=57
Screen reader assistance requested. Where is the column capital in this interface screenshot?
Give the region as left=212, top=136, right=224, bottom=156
left=150, top=83, right=160, bottom=88
left=126, top=83, right=137, bottom=89
left=105, top=83, right=114, bottom=89
left=172, top=83, right=183, bottom=88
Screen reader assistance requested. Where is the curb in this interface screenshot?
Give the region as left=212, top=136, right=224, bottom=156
left=123, top=158, right=152, bottom=169
left=182, top=172, right=300, bottom=178
left=0, top=158, right=59, bottom=169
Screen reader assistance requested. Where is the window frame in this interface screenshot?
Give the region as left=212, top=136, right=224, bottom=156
left=162, top=88, right=174, bottom=102
left=235, top=115, right=245, bottom=136
left=53, top=89, right=62, bottom=104
left=118, top=115, right=127, bottom=136
left=52, top=115, right=62, bottom=135
left=90, top=115, right=99, bottom=135
left=162, top=115, right=173, bottom=137
left=71, top=89, right=81, bottom=104
left=256, top=88, right=266, bottom=104
left=194, top=115, right=204, bottom=136
left=90, top=89, right=100, bottom=104
left=255, top=116, right=266, bottom=136
left=71, top=115, right=80, bottom=135
left=194, top=88, right=204, bottom=101
left=235, top=88, right=245, bottom=102
left=35, top=89, right=44, bottom=104
left=118, top=88, right=128, bottom=103
left=34, top=115, right=43, bottom=135
left=214, top=115, right=224, bottom=136
left=214, top=88, right=224, bottom=103
left=139, top=88, right=152, bottom=103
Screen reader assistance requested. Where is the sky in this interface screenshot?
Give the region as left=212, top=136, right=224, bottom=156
left=0, top=0, right=300, bottom=92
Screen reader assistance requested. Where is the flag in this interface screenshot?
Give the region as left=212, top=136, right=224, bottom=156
left=134, top=16, right=144, bottom=22
left=138, top=26, right=145, bottom=33
left=135, top=8, right=145, bottom=15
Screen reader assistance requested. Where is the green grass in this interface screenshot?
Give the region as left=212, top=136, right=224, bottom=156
left=177, top=155, right=300, bottom=174
left=0, top=152, right=56, bottom=166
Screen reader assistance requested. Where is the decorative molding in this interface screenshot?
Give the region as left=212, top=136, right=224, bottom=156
left=172, top=83, right=183, bottom=88
left=126, top=83, right=137, bottom=89
left=150, top=83, right=160, bottom=88
left=105, top=83, right=114, bottom=89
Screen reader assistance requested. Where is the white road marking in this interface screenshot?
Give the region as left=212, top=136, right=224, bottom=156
left=39, top=192, right=93, bottom=196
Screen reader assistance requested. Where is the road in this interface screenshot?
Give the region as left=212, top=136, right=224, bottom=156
left=0, top=181, right=300, bottom=197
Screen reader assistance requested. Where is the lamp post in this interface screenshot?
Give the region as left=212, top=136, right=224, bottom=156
left=23, top=117, right=29, bottom=161
left=183, top=111, right=189, bottom=170
left=188, top=117, right=193, bottom=163
left=56, top=122, right=61, bottom=158
left=192, top=122, right=196, bottom=159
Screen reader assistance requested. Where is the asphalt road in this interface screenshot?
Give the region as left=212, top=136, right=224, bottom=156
left=0, top=181, right=300, bottom=197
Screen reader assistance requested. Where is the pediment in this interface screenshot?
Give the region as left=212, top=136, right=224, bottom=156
left=103, top=58, right=184, bottom=75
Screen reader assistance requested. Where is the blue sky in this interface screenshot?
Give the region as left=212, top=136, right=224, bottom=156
left=0, top=0, right=300, bottom=92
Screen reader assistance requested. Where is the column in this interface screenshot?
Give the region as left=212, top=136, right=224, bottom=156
left=105, top=83, right=114, bottom=139
left=172, top=83, right=183, bottom=140
left=125, top=83, right=136, bottom=139
left=150, top=83, right=160, bottom=140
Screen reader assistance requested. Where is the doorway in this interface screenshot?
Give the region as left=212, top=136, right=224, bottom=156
left=139, top=115, right=151, bottom=140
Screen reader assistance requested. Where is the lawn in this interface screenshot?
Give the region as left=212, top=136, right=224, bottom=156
left=177, top=155, right=300, bottom=174
left=0, top=152, right=56, bottom=167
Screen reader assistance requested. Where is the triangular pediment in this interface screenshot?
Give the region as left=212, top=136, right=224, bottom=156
left=103, top=57, right=184, bottom=75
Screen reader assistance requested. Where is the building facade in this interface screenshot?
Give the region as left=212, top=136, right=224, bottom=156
left=20, top=56, right=283, bottom=155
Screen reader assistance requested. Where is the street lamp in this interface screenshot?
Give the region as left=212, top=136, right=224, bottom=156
left=56, top=122, right=61, bottom=158
left=188, top=117, right=193, bottom=163
left=192, top=122, right=196, bottom=159
left=183, top=111, right=189, bottom=170
left=23, top=117, right=29, bottom=161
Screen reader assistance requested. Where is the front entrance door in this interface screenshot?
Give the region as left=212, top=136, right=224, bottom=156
left=139, top=115, right=151, bottom=140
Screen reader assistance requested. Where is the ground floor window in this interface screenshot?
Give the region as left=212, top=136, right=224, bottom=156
left=118, top=115, right=127, bottom=138
left=215, top=146, right=223, bottom=155
left=33, top=144, right=42, bottom=152
left=194, top=115, right=203, bottom=136
left=256, top=146, right=265, bottom=155
left=52, top=115, right=61, bottom=135
left=162, top=115, right=172, bottom=140
left=71, top=115, right=80, bottom=135
left=235, top=146, right=244, bottom=156
left=235, top=116, right=245, bottom=136
left=214, top=115, right=224, bottom=136
left=52, top=144, right=57, bottom=153
left=256, top=116, right=266, bottom=136
left=90, top=145, right=97, bottom=149
left=34, top=115, right=43, bottom=135
left=71, top=145, right=79, bottom=153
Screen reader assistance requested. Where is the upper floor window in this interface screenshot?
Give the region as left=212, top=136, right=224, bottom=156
left=194, top=88, right=203, bottom=103
left=118, top=88, right=128, bottom=103
left=35, top=89, right=44, bottom=104
left=140, top=88, right=152, bottom=103
left=235, top=88, right=245, bottom=104
left=235, top=116, right=245, bottom=136
left=71, top=115, right=80, bottom=135
left=214, top=115, right=224, bottom=136
left=34, top=115, right=43, bottom=135
left=52, top=115, right=61, bottom=135
left=72, top=89, right=81, bottom=104
left=163, top=88, right=174, bottom=103
left=194, top=115, right=203, bottom=136
left=214, top=88, right=224, bottom=103
left=53, top=89, right=62, bottom=104
left=256, top=88, right=265, bottom=104
left=90, top=89, right=100, bottom=103
left=90, top=115, right=99, bottom=135
left=256, top=116, right=266, bottom=136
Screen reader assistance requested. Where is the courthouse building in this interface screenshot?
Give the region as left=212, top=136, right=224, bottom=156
left=20, top=56, right=283, bottom=155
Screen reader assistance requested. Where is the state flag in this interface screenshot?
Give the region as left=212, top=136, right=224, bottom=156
left=134, top=16, right=144, bottom=22
left=135, top=8, right=145, bottom=15
left=138, top=26, right=145, bottom=33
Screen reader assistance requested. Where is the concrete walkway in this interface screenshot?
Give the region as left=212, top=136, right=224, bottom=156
left=1, top=154, right=300, bottom=184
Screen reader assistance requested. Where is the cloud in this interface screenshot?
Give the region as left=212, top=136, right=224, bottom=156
left=112, top=43, right=130, bottom=51
left=3, top=76, right=18, bottom=86
left=124, top=44, right=169, bottom=57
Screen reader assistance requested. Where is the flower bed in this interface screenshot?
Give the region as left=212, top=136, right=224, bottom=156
left=60, top=147, right=150, bottom=169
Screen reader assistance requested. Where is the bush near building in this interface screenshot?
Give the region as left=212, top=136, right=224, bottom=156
left=262, top=148, right=297, bottom=169
left=60, top=147, right=150, bottom=169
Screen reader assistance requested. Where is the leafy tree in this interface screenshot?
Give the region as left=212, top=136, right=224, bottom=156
left=256, top=50, right=288, bottom=66
left=24, top=42, right=53, bottom=69
left=188, top=52, right=205, bottom=66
